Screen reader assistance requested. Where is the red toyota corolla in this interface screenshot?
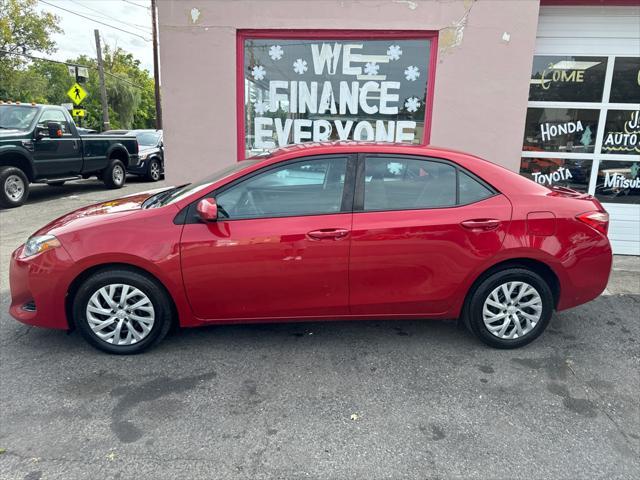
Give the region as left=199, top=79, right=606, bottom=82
left=9, top=143, right=612, bottom=354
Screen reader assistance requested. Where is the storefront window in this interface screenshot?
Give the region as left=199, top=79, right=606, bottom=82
left=523, top=108, right=599, bottom=153
left=528, top=56, right=607, bottom=102
left=594, top=160, right=640, bottom=204
left=601, top=110, right=640, bottom=155
left=240, top=34, right=435, bottom=158
left=519, top=157, right=591, bottom=192
left=609, top=57, right=640, bottom=104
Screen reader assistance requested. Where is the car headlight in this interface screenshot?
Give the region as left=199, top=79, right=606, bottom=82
left=22, top=234, right=61, bottom=258
left=139, top=153, right=149, bottom=161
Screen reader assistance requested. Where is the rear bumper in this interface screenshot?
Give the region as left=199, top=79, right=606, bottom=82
left=556, top=237, right=613, bottom=311
left=9, top=244, right=74, bottom=330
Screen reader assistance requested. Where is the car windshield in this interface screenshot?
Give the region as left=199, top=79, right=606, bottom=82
left=135, top=131, right=161, bottom=146
left=145, top=159, right=260, bottom=208
left=0, top=105, right=39, bottom=130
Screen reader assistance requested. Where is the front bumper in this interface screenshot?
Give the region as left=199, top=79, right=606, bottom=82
left=127, top=158, right=148, bottom=175
left=9, top=244, right=75, bottom=329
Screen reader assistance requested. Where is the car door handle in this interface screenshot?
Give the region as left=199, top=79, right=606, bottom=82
left=307, top=228, right=350, bottom=240
left=461, top=219, right=501, bottom=231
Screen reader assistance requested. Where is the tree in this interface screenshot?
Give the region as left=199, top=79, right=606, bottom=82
left=0, top=0, right=61, bottom=99
left=0, top=1, right=156, bottom=130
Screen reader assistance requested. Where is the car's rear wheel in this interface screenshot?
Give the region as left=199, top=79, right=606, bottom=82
left=72, top=269, right=172, bottom=354
left=0, top=166, right=29, bottom=208
left=145, top=158, right=161, bottom=182
left=465, top=268, right=553, bottom=348
left=102, top=159, right=126, bottom=189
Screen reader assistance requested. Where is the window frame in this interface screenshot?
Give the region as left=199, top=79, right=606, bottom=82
left=37, top=108, right=73, bottom=136
left=236, top=29, right=439, bottom=160
left=522, top=53, right=640, bottom=198
left=183, top=154, right=357, bottom=223
left=354, top=153, right=498, bottom=213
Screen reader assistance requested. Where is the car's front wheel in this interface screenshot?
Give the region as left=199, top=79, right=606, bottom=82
left=145, top=158, right=161, bottom=182
left=465, top=268, right=553, bottom=348
left=0, top=166, right=29, bottom=208
left=72, top=268, right=172, bottom=354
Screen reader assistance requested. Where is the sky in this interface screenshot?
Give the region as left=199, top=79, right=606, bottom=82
left=36, top=0, right=154, bottom=74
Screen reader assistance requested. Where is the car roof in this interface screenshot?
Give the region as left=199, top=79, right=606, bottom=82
left=257, top=141, right=478, bottom=162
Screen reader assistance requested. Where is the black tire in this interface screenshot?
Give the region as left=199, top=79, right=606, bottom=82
left=102, top=159, right=126, bottom=189
left=145, top=158, right=161, bottom=182
left=72, top=268, right=172, bottom=354
left=0, top=166, right=29, bottom=208
left=49, top=181, right=66, bottom=187
left=464, top=268, right=553, bottom=349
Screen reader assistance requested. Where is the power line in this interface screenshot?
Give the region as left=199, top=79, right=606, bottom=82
left=0, top=50, right=145, bottom=89
left=67, top=0, right=151, bottom=32
left=122, top=0, right=150, bottom=9
left=39, top=0, right=151, bottom=42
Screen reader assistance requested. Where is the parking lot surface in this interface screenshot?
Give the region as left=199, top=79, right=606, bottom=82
left=1, top=179, right=639, bottom=480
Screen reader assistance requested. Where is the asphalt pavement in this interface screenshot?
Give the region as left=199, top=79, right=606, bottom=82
left=0, top=178, right=639, bottom=480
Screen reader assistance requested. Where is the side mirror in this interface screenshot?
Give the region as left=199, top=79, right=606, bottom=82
left=47, top=122, right=63, bottom=138
left=35, top=126, right=48, bottom=139
left=196, top=197, right=218, bottom=222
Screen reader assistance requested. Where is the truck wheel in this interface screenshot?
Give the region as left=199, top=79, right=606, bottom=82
left=145, top=158, right=161, bottom=182
left=103, top=159, right=126, bottom=189
left=0, top=166, right=29, bottom=208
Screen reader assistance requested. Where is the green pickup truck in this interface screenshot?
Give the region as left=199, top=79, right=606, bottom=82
left=0, top=102, right=140, bottom=208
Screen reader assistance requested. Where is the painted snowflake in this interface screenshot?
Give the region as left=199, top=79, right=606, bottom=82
left=387, top=45, right=402, bottom=61
left=404, top=97, right=421, bottom=113
left=251, top=65, right=266, bottom=81
left=254, top=101, right=269, bottom=115
left=404, top=65, right=420, bottom=81
left=293, top=58, right=308, bottom=75
left=364, top=62, right=379, bottom=76
left=269, top=45, right=284, bottom=61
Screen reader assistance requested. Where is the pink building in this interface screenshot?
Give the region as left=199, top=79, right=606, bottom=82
left=157, top=0, right=640, bottom=254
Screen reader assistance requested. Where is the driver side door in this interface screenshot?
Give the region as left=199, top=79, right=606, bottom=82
left=180, top=155, right=355, bottom=321
left=32, top=109, right=82, bottom=176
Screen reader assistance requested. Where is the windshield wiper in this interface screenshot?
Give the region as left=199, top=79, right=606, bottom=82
left=142, top=184, right=189, bottom=209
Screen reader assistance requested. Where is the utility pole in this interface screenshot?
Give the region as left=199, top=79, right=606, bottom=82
left=94, top=29, right=110, bottom=131
left=151, top=0, right=163, bottom=130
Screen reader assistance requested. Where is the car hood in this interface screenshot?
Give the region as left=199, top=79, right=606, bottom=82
left=0, top=129, right=26, bottom=137
left=32, top=186, right=174, bottom=237
left=139, top=146, right=160, bottom=155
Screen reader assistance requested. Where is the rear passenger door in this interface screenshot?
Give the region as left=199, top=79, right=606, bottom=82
left=349, top=154, right=512, bottom=316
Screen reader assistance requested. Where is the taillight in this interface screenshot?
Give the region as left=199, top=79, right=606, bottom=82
left=576, top=211, right=609, bottom=235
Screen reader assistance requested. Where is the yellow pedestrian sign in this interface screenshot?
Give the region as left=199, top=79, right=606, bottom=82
left=67, top=82, right=87, bottom=105
left=71, top=109, right=86, bottom=117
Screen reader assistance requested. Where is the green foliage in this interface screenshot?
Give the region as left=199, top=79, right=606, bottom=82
left=0, top=0, right=157, bottom=131
left=0, top=0, right=61, bottom=99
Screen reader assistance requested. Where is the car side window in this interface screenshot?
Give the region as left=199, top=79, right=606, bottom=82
left=363, top=157, right=456, bottom=211
left=459, top=170, right=494, bottom=204
left=216, top=157, right=348, bottom=219
left=38, top=109, right=71, bottom=135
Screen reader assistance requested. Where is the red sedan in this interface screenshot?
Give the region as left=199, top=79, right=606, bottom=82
left=9, top=143, right=612, bottom=354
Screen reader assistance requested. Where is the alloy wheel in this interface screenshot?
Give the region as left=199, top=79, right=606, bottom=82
left=482, top=281, right=543, bottom=339
left=150, top=161, right=160, bottom=180
left=113, top=165, right=124, bottom=185
left=4, top=174, right=25, bottom=202
left=85, top=283, right=155, bottom=345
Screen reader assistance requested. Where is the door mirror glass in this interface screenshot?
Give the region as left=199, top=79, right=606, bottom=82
left=47, top=121, right=63, bottom=138
left=196, top=197, right=218, bottom=222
